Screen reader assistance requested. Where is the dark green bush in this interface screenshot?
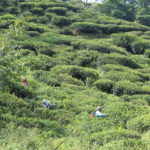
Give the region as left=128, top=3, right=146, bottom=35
left=20, top=40, right=55, bottom=56
left=23, top=54, right=56, bottom=70
left=20, top=2, right=35, bottom=11
left=28, top=31, right=40, bottom=37
left=98, top=139, right=147, bottom=150
left=51, top=15, right=73, bottom=26
left=26, top=23, right=45, bottom=33
left=126, top=114, right=150, bottom=133
left=37, top=16, right=49, bottom=24
left=32, top=70, right=61, bottom=87
left=0, top=93, right=27, bottom=112
left=9, top=82, right=35, bottom=98
left=113, top=80, right=140, bottom=96
left=47, top=7, right=68, bottom=15
left=112, top=33, right=150, bottom=54
left=72, top=50, right=99, bottom=68
left=144, top=49, right=150, bottom=58
left=52, top=65, right=99, bottom=82
left=101, top=53, right=140, bottom=69
left=19, top=49, right=35, bottom=56
left=71, top=40, right=127, bottom=55
left=137, top=15, right=150, bottom=26
left=94, top=79, right=114, bottom=93
left=31, top=7, right=44, bottom=15
left=0, top=14, right=16, bottom=20
left=104, top=70, right=143, bottom=82
left=70, top=22, right=148, bottom=35
left=90, top=129, right=140, bottom=146
left=15, top=117, right=64, bottom=135
left=8, top=6, right=19, bottom=15
left=0, top=20, right=13, bottom=29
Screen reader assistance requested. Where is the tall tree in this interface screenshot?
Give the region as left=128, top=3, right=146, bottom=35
left=102, top=0, right=136, bottom=21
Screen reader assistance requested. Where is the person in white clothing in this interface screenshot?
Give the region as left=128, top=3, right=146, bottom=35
left=95, top=106, right=106, bottom=117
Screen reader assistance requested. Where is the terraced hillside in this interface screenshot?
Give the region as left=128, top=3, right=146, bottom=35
left=0, top=0, right=150, bottom=149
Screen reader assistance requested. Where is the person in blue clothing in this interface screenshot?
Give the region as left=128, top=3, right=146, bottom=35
left=95, top=106, right=106, bottom=117
left=42, top=99, right=56, bottom=109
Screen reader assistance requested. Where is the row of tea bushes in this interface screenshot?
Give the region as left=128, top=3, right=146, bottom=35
left=112, top=33, right=150, bottom=54
left=70, top=22, right=150, bottom=35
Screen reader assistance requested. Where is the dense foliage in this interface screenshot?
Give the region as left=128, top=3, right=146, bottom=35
left=0, top=0, right=150, bottom=149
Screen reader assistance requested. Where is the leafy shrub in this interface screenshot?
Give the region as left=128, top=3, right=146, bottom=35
left=98, top=139, right=147, bottom=150
left=72, top=50, right=99, bottom=68
left=15, top=117, right=64, bottom=135
left=0, top=93, right=27, bottom=112
left=70, top=22, right=148, bottom=35
left=26, top=23, right=45, bottom=33
left=20, top=2, right=35, bottom=11
left=112, top=33, right=150, bottom=54
left=126, top=114, right=150, bottom=133
left=40, top=32, right=72, bottom=45
left=32, top=70, right=61, bottom=87
left=0, top=20, right=13, bottom=29
left=131, top=39, right=150, bottom=54
left=0, top=14, right=16, bottom=20
left=113, top=80, right=139, bottom=96
left=94, top=79, right=114, bottom=93
left=19, top=49, right=35, bottom=56
left=137, top=15, right=150, bottom=26
left=23, top=54, right=56, bottom=70
left=37, top=16, right=49, bottom=24
left=8, top=6, right=20, bottom=15
left=140, top=85, right=150, bottom=94
left=51, top=15, right=73, bottom=26
left=47, top=7, right=68, bottom=15
left=27, top=31, right=40, bottom=37
left=19, top=40, right=55, bottom=56
left=31, top=7, right=44, bottom=15
left=101, top=53, right=140, bottom=69
left=104, top=70, right=143, bottom=82
left=90, top=129, right=141, bottom=146
left=9, top=82, right=35, bottom=98
left=71, top=39, right=127, bottom=55
left=144, top=49, right=150, bottom=58
left=52, top=65, right=99, bottom=82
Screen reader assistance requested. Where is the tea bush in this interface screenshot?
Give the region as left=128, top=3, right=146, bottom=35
left=144, top=49, right=150, bottom=58
left=25, top=23, right=46, bottom=33
left=98, top=139, right=148, bottom=150
left=47, top=7, right=68, bottom=16
left=30, top=7, right=44, bottom=15
left=71, top=39, right=127, bottom=55
left=101, top=53, right=140, bottom=69
left=94, top=79, right=114, bottom=93
left=112, top=33, right=150, bottom=54
left=9, top=81, right=35, bottom=98
left=72, top=50, right=99, bottom=68
left=71, top=22, right=149, bottom=35
left=52, top=65, right=99, bottom=82
left=126, top=114, right=150, bottom=133
left=104, top=70, right=143, bottom=82
left=19, top=40, right=55, bottom=56
left=113, top=80, right=140, bottom=96
left=20, top=2, right=35, bottom=11
left=90, top=129, right=141, bottom=146
left=32, top=70, right=61, bottom=87
left=22, top=54, right=56, bottom=70
left=0, top=93, right=27, bottom=112
left=51, top=15, right=73, bottom=26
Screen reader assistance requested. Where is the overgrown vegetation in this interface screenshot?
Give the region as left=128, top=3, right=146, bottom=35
left=0, top=0, right=150, bottom=149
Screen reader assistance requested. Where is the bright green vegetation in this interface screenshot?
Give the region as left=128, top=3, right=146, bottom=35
left=0, top=0, right=150, bottom=150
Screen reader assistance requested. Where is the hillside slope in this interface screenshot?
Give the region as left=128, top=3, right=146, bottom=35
left=0, top=0, right=150, bottom=149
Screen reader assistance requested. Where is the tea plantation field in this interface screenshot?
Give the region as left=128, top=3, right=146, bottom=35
left=0, top=0, right=150, bottom=149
